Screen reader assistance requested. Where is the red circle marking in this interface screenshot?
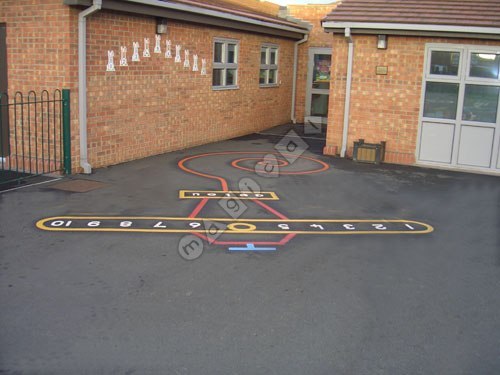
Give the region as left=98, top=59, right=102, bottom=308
left=231, top=155, right=329, bottom=175
left=256, top=158, right=289, bottom=167
left=178, top=151, right=329, bottom=190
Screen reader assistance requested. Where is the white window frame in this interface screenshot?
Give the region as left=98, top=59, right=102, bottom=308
left=465, top=48, right=500, bottom=83
left=416, top=43, right=500, bottom=172
left=259, top=44, right=279, bottom=87
left=212, top=38, right=239, bottom=90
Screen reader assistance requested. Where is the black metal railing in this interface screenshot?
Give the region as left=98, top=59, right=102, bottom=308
left=0, top=89, right=71, bottom=188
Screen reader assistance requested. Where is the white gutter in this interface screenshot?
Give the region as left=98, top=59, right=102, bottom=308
left=291, top=34, right=308, bottom=124
left=322, top=21, right=500, bottom=36
left=78, top=0, right=102, bottom=174
left=340, top=28, right=353, bottom=158
left=125, top=0, right=309, bottom=35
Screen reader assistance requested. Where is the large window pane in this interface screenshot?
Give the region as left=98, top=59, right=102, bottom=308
left=259, top=69, right=267, bottom=84
left=423, top=82, right=459, bottom=119
left=227, top=44, right=236, bottom=64
left=430, top=51, right=460, bottom=76
left=312, top=54, right=331, bottom=90
left=462, top=84, right=500, bottom=123
left=311, top=94, right=329, bottom=117
left=270, top=48, right=277, bottom=65
left=269, top=69, right=277, bottom=84
left=470, top=53, right=500, bottom=79
left=213, top=69, right=223, bottom=86
left=260, top=48, right=267, bottom=65
left=214, top=43, right=223, bottom=63
left=226, top=69, right=236, bottom=86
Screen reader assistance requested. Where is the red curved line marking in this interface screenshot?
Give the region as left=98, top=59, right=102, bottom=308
left=180, top=151, right=326, bottom=246
left=231, top=155, right=329, bottom=175
left=188, top=198, right=209, bottom=218
left=178, top=151, right=329, bottom=191
left=187, top=198, right=296, bottom=246
left=178, top=153, right=231, bottom=191
left=255, top=158, right=289, bottom=167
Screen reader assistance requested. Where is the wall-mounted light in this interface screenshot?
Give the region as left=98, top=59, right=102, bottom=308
left=156, top=18, right=168, bottom=34
left=377, top=35, right=387, bottom=50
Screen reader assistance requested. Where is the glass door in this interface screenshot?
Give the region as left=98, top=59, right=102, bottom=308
left=418, top=45, right=500, bottom=173
left=305, top=48, right=332, bottom=126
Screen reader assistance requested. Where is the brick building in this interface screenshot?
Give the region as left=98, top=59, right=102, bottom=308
left=322, top=0, right=500, bottom=174
left=0, top=0, right=331, bottom=174
left=2, top=0, right=499, bottom=176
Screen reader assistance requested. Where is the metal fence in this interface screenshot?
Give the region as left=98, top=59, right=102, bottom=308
left=0, top=89, right=71, bottom=188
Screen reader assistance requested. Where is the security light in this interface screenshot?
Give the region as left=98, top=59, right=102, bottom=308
left=377, top=35, right=387, bottom=50
left=156, top=18, right=168, bottom=34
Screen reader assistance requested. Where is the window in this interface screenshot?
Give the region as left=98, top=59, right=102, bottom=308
left=462, top=85, right=500, bottom=123
left=423, top=82, right=459, bottom=119
left=429, top=51, right=460, bottom=76
left=260, top=45, right=278, bottom=86
left=213, top=39, right=239, bottom=89
left=469, top=52, right=500, bottom=79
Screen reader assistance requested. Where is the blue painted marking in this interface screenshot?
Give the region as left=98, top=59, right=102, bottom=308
left=228, top=243, right=277, bottom=252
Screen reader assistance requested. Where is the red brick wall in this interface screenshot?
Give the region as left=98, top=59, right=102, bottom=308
left=287, top=4, right=336, bottom=123
left=325, top=34, right=500, bottom=165
left=86, top=11, right=295, bottom=168
left=0, top=0, right=80, bottom=172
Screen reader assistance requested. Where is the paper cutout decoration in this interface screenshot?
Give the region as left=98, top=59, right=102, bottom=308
left=132, top=42, right=140, bottom=62
left=201, top=59, right=207, bottom=75
left=184, top=50, right=190, bottom=68
left=106, top=50, right=116, bottom=72
left=120, top=46, right=128, bottom=67
left=143, top=38, right=150, bottom=57
left=192, top=54, right=199, bottom=72
left=165, top=40, right=172, bottom=58
left=154, top=34, right=161, bottom=54
left=175, top=45, right=181, bottom=63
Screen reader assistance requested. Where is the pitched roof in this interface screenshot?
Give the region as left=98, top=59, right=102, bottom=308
left=65, top=0, right=309, bottom=39
left=160, top=0, right=306, bottom=29
left=323, top=0, right=500, bottom=29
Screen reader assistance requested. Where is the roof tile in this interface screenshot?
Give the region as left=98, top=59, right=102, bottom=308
left=323, top=0, right=500, bottom=28
left=163, top=0, right=307, bottom=29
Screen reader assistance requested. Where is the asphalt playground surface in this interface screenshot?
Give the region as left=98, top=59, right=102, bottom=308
left=1, top=125, right=499, bottom=374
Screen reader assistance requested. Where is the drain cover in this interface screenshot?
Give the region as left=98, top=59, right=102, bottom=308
left=47, top=179, right=107, bottom=193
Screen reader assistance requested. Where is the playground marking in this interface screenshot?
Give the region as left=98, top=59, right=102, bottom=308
left=179, top=190, right=279, bottom=200
left=36, top=216, right=434, bottom=235
left=228, top=244, right=277, bottom=252
left=36, top=151, right=434, bottom=250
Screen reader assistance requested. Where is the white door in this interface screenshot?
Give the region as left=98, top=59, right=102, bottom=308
left=418, top=44, right=500, bottom=173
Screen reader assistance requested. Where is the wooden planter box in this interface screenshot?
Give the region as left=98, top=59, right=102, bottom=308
left=353, top=139, right=386, bottom=164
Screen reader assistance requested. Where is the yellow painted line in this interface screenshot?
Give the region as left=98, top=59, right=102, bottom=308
left=36, top=216, right=434, bottom=235
left=178, top=190, right=279, bottom=200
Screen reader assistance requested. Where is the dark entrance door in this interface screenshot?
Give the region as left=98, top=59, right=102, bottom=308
left=0, top=24, right=9, bottom=157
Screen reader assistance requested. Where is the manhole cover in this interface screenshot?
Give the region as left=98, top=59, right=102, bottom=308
left=47, top=179, right=107, bottom=193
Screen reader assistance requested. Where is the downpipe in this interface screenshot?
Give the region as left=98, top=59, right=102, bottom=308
left=78, top=0, right=102, bottom=174
left=340, top=27, right=354, bottom=158
left=291, top=34, right=308, bottom=124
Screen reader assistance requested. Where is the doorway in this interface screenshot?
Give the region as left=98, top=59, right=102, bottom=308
left=418, top=44, right=500, bottom=173
left=305, top=47, right=331, bottom=128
